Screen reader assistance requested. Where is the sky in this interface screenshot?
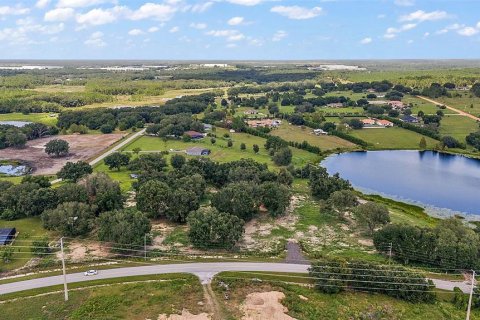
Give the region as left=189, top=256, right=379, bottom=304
left=0, top=0, right=479, bottom=60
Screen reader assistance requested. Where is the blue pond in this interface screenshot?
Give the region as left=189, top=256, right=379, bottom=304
left=0, top=164, right=29, bottom=176
left=322, top=151, right=480, bottom=217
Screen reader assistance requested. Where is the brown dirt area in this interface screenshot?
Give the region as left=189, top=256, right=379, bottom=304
left=240, top=291, right=296, bottom=320
left=56, top=241, right=111, bottom=263
left=0, top=134, right=124, bottom=175
left=156, top=309, right=211, bottom=320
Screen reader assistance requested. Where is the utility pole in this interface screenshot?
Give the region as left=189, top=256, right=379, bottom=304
left=60, top=237, right=69, bottom=301
left=466, top=270, right=476, bottom=320
left=144, top=233, right=147, bottom=261
left=388, top=242, right=392, bottom=264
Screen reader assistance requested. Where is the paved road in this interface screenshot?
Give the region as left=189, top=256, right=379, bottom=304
left=0, top=262, right=472, bottom=295
left=51, top=128, right=145, bottom=184
left=417, top=95, right=480, bottom=121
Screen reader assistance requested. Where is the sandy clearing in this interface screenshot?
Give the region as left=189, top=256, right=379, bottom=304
left=240, top=291, right=296, bottom=320
left=0, top=134, right=125, bottom=175
left=156, top=309, right=210, bottom=320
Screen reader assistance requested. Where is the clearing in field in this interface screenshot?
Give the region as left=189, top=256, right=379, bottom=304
left=350, top=127, right=438, bottom=150
left=271, top=123, right=357, bottom=151
left=0, top=134, right=125, bottom=175
left=439, top=115, right=479, bottom=142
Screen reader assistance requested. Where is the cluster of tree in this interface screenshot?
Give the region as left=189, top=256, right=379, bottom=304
left=309, top=259, right=435, bottom=303
left=132, top=156, right=292, bottom=248
left=264, top=136, right=293, bottom=166
left=385, top=90, right=404, bottom=101
left=335, top=81, right=394, bottom=93
left=374, top=218, right=480, bottom=270
left=308, top=165, right=351, bottom=200
left=422, top=83, right=450, bottom=99
left=472, top=83, right=480, bottom=98
left=441, top=136, right=465, bottom=149
left=145, top=113, right=204, bottom=138
left=0, top=123, right=58, bottom=149
left=466, top=131, right=480, bottom=150
left=85, top=80, right=166, bottom=96
left=226, top=81, right=316, bottom=96
left=45, top=139, right=70, bottom=157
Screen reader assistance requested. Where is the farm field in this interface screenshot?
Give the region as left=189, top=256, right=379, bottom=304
left=271, top=123, right=357, bottom=150
left=0, top=274, right=206, bottom=320
left=350, top=127, right=438, bottom=150
left=0, top=134, right=125, bottom=175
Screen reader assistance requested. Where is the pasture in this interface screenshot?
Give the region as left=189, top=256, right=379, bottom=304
left=350, top=127, right=438, bottom=150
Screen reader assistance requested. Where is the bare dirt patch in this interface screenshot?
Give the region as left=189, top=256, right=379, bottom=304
left=0, top=134, right=124, bottom=175
left=57, top=241, right=111, bottom=262
left=156, top=309, right=211, bottom=320
left=240, top=291, right=296, bottom=320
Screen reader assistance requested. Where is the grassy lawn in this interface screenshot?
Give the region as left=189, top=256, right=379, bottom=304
left=403, top=96, right=454, bottom=115
left=351, top=127, right=438, bottom=150
left=0, top=112, right=58, bottom=126
left=439, top=115, right=479, bottom=142
left=0, top=274, right=206, bottom=320
left=0, top=217, right=55, bottom=271
left=271, top=123, right=357, bottom=151
left=213, top=275, right=477, bottom=320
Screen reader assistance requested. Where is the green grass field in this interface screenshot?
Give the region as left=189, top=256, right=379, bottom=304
left=403, top=96, right=455, bottom=115
left=351, top=127, right=438, bottom=150
left=436, top=92, right=480, bottom=118
left=0, top=217, right=54, bottom=271
left=0, top=274, right=205, bottom=320
left=0, top=113, right=58, bottom=126
left=439, top=115, right=479, bottom=142
left=271, top=123, right=357, bottom=151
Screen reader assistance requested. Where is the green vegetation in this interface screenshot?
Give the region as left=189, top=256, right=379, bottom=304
left=350, top=127, right=438, bottom=150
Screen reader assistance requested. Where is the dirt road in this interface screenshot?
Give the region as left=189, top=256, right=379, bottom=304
left=416, top=95, right=480, bottom=121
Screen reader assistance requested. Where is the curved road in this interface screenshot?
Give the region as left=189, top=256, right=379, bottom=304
left=0, top=262, right=471, bottom=295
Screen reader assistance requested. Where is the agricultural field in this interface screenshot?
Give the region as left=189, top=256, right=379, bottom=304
left=350, top=127, right=438, bottom=150
left=271, top=123, right=357, bottom=151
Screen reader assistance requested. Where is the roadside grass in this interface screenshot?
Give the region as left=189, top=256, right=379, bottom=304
left=0, top=217, right=54, bottom=271
left=0, top=112, right=58, bottom=126
left=271, top=123, right=357, bottom=151
left=0, top=273, right=206, bottom=320
left=439, top=115, right=479, bottom=142
left=350, top=127, right=438, bottom=150
left=212, top=273, right=477, bottom=320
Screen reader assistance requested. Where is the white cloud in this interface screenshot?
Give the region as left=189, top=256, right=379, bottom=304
left=400, top=10, right=449, bottom=22
left=84, top=31, right=106, bottom=46
left=148, top=26, right=160, bottom=32
left=226, top=43, right=237, bottom=48
left=435, top=23, right=463, bottom=35
left=128, top=28, right=144, bottom=36
left=206, top=29, right=245, bottom=41
left=190, top=2, right=213, bottom=13
left=36, top=0, right=51, bottom=9
left=272, top=30, right=287, bottom=41
left=226, top=0, right=266, bottom=6
left=394, top=0, right=415, bottom=6
left=44, top=8, right=75, bottom=22
left=360, top=37, right=372, bottom=44
left=228, top=16, right=244, bottom=26
left=129, top=3, right=177, bottom=21
left=57, top=0, right=116, bottom=8
left=271, top=6, right=322, bottom=20
left=76, top=6, right=124, bottom=26
left=0, top=6, right=30, bottom=16
left=169, top=26, right=179, bottom=33
left=190, top=22, right=207, bottom=29
left=384, top=23, right=417, bottom=38
left=458, top=27, right=479, bottom=37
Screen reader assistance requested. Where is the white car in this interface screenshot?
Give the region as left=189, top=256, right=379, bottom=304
left=84, top=270, right=98, bottom=276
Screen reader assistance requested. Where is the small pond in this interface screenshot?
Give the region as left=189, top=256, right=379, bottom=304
left=322, top=150, right=480, bottom=218
left=0, top=164, right=30, bottom=176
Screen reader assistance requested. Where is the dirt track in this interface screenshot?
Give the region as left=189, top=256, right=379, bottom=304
left=0, top=134, right=124, bottom=175
left=417, top=95, right=480, bottom=121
